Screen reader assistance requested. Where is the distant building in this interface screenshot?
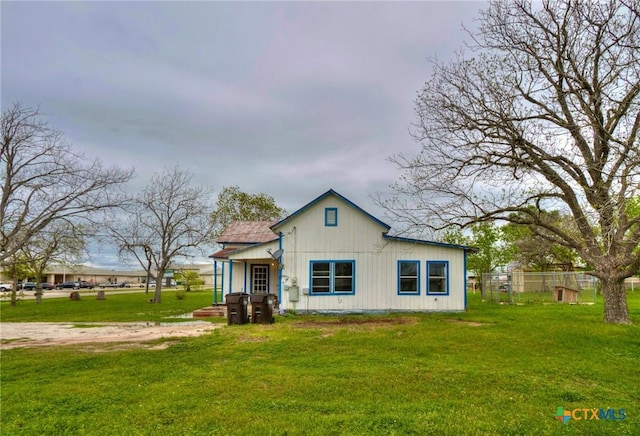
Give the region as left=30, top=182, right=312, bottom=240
left=3, top=264, right=220, bottom=288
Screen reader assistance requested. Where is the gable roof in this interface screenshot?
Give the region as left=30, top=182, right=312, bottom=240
left=215, top=220, right=279, bottom=245
left=271, top=189, right=391, bottom=232
left=211, top=190, right=476, bottom=258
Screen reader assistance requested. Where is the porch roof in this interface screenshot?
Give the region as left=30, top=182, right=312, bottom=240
left=215, top=221, right=279, bottom=244
left=210, top=247, right=237, bottom=260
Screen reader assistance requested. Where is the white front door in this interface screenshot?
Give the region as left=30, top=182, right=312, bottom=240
left=251, top=264, right=269, bottom=293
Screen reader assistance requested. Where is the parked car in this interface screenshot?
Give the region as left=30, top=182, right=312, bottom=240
left=144, top=280, right=177, bottom=288
left=99, top=282, right=131, bottom=289
left=0, top=283, right=14, bottom=292
left=57, top=281, right=78, bottom=289
left=56, top=281, right=93, bottom=289
left=20, top=282, right=55, bottom=291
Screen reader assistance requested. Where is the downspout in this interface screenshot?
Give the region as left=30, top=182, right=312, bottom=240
left=278, top=232, right=283, bottom=305
left=229, top=260, right=233, bottom=294
left=464, top=250, right=468, bottom=311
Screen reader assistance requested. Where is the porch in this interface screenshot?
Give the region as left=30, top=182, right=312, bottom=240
left=210, top=247, right=283, bottom=305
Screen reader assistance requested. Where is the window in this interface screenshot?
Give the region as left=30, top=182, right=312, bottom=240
left=427, top=261, right=448, bottom=294
left=310, top=260, right=354, bottom=294
left=311, top=262, right=330, bottom=294
left=325, top=207, right=338, bottom=226
left=398, top=261, right=420, bottom=295
left=251, top=264, right=269, bottom=293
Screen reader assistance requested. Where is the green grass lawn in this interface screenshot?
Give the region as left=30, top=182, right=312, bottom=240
left=0, top=288, right=219, bottom=322
left=1, top=290, right=638, bottom=435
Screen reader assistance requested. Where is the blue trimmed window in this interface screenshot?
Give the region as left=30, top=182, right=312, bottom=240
left=427, top=261, right=449, bottom=295
left=310, top=260, right=354, bottom=295
left=398, top=260, right=420, bottom=295
left=325, top=207, right=338, bottom=226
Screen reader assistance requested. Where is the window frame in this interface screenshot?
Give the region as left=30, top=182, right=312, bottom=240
left=426, top=260, right=449, bottom=295
left=309, top=260, right=355, bottom=295
left=397, top=260, right=420, bottom=295
left=324, top=207, right=338, bottom=227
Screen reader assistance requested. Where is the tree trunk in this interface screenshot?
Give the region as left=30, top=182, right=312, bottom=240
left=601, top=277, right=631, bottom=325
left=153, top=273, right=163, bottom=303
left=153, top=285, right=162, bottom=304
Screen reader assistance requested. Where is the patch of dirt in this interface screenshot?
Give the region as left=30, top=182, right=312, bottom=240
left=292, top=317, right=418, bottom=329
left=444, top=319, right=493, bottom=327
left=0, top=322, right=222, bottom=351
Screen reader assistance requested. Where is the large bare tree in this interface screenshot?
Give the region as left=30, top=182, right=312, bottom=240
left=1, top=103, right=134, bottom=288
left=113, top=166, right=215, bottom=303
left=386, top=1, right=639, bottom=323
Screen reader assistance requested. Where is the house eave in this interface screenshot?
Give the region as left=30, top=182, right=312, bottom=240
left=383, top=234, right=477, bottom=253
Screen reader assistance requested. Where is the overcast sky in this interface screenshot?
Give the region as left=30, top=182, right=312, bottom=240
left=2, top=1, right=484, bottom=267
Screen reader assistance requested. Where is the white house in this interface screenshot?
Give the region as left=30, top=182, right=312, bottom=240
left=211, top=189, right=474, bottom=313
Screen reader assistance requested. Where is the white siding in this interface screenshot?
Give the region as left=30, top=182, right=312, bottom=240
left=277, top=195, right=465, bottom=312
left=226, top=193, right=468, bottom=313
left=290, top=196, right=388, bottom=253
left=279, top=240, right=465, bottom=312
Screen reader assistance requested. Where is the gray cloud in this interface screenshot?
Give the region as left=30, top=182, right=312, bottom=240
left=2, top=1, right=483, bottom=264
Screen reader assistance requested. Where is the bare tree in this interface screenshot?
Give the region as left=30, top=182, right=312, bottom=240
left=20, top=222, right=86, bottom=304
left=1, top=103, right=135, bottom=264
left=385, top=1, right=639, bottom=323
left=111, top=214, right=154, bottom=294
left=113, top=165, right=215, bottom=303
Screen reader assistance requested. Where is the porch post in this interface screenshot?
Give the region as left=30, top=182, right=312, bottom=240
left=244, top=262, right=248, bottom=294
left=229, top=260, right=233, bottom=294
left=213, top=260, right=218, bottom=304
left=221, top=262, right=225, bottom=299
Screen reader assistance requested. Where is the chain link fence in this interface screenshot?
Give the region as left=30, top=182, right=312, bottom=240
left=482, top=271, right=599, bottom=304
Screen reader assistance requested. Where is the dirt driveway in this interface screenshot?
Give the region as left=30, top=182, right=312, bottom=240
left=0, top=321, right=222, bottom=350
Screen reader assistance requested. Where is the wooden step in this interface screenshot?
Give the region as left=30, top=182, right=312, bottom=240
left=193, top=305, right=227, bottom=318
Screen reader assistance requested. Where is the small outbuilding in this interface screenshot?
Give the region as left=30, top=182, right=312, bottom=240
left=553, top=286, right=579, bottom=304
